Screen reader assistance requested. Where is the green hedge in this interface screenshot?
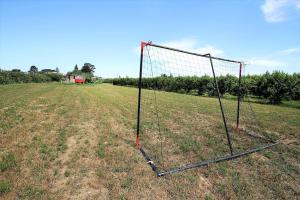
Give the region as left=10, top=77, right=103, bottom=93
left=0, top=71, right=64, bottom=84
left=106, top=71, right=300, bottom=104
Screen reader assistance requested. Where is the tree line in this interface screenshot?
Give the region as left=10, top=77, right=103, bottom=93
left=0, top=63, right=98, bottom=84
left=105, top=71, right=300, bottom=104
left=0, top=65, right=63, bottom=84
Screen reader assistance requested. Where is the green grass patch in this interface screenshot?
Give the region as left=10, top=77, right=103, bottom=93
left=231, top=171, right=249, bottom=198
left=39, top=144, right=57, bottom=161
left=204, top=195, right=214, bottom=200
left=121, top=177, right=133, bottom=189
left=20, top=186, right=45, bottom=199
left=0, top=152, right=16, bottom=172
left=0, top=180, right=11, bottom=195
left=281, top=100, right=300, bottom=109
left=57, top=129, right=67, bottom=152
left=179, top=137, right=202, bottom=153
left=96, top=142, right=105, bottom=158
left=215, top=182, right=226, bottom=196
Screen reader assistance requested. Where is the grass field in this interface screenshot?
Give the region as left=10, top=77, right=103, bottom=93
left=0, top=83, right=299, bottom=200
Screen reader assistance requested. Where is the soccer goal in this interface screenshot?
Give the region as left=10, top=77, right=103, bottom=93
left=136, top=41, right=278, bottom=177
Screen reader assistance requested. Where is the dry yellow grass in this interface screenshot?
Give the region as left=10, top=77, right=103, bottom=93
left=0, top=83, right=299, bottom=199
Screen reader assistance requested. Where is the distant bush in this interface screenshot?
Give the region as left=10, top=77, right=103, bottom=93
left=92, top=77, right=103, bottom=84
left=0, top=70, right=64, bottom=84
left=41, top=73, right=64, bottom=82
left=103, top=78, right=114, bottom=83
left=109, top=71, right=300, bottom=104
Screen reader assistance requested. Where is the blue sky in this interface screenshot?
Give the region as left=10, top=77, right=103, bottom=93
left=0, top=0, right=299, bottom=77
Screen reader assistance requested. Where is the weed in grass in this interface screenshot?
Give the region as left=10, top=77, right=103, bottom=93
left=216, top=123, right=224, bottom=129
left=32, top=135, right=39, bottom=142
left=244, top=156, right=254, bottom=165
left=53, top=169, right=59, bottom=176
left=215, top=182, right=226, bottom=196
left=96, top=142, right=105, bottom=158
left=216, top=164, right=227, bottom=176
left=64, top=170, right=70, bottom=177
left=231, top=171, right=249, bottom=198
left=121, top=177, right=133, bottom=189
left=0, top=107, right=24, bottom=134
left=133, top=155, right=140, bottom=163
left=119, top=194, right=127, bottom=200
left=203, top=170, right=210, bottom=178
left=39, top=144, right=57, bottom=161
left=113, top=167, right=129, bottom=173
left=272, top=156, right=299, bottom=175
left=264, top=151, right=273, bottom=159
left=289, top=146, right=300, bottom=158
left=55, top=160, right=62, bottom=166
left=20, top=186, right=44, bottom=199
left=32, top=163, right=47, bottom=181
left=96, top=169, right=104, bottom=178
left=179, top=137, right=201, bottom=153
left=186, top=175, right=197, bottom=183
left=39, top=144, right=48, bottom=155
left=0, top=152, right=16, bottom=171
left=270, top=180, right=285, bottom=199
left=0, top=180, right=11, bottom=195
left=57, top=129, right=67, bottom=152
left=204, top=195, right=214, bottom=200
left=79, top=166, right=88, bottom=174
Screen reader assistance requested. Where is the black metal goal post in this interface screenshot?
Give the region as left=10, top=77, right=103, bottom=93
left=135, top=41, right=278, bottom=177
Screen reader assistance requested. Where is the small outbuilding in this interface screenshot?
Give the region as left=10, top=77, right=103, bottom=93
left=67, top=75, right=85, bottom=84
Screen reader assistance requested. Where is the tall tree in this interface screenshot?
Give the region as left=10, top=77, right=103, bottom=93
left=81, top=63, right=95, bottom=74
left=73, top=64, right=78, bottom=72
left=29, top=65, right=38, bottom=73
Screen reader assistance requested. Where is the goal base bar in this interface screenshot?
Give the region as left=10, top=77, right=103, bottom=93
left=139, top=142, right=278, bottom=177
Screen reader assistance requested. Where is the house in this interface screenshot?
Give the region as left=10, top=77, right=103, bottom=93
left=67, top=75, right=85, bottom=84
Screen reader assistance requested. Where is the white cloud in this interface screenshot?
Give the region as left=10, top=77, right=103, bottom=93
left=247, top=58, right=285, bottom=67
left=297, top=1, right=300, bottom=9
left=133, top=38, right=224, bottom=57
left=161, top=38, right=224, bottom=57
left=134, top=39, right=295, bottom=76
left=194, top=45, right=224, bottom=57
left=132, top=38, right=227, bottom=77
left=161, top=38, right=196, bottom=51
left=278, top=47, right=300, bottom=55
left=261, top=0, right=300, bottom=22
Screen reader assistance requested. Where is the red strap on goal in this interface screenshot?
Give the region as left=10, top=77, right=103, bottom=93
left=136, top=135, right=141, bottom=149
left=141, top=41, right=152, bottom=49
left=234, top=126, right=241, bottom=133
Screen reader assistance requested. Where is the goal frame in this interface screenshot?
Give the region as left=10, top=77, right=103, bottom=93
left=136, top=41, right=278, bottom=177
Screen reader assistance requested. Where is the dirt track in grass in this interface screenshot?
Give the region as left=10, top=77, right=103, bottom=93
left=0, top=83, right=299, bottom=199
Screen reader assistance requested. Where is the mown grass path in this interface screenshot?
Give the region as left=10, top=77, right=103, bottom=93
left=0, top=83, right=299, bottom=199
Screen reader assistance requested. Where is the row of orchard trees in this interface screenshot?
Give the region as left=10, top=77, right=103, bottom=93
left=106, top=71, right=300, bottom=104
